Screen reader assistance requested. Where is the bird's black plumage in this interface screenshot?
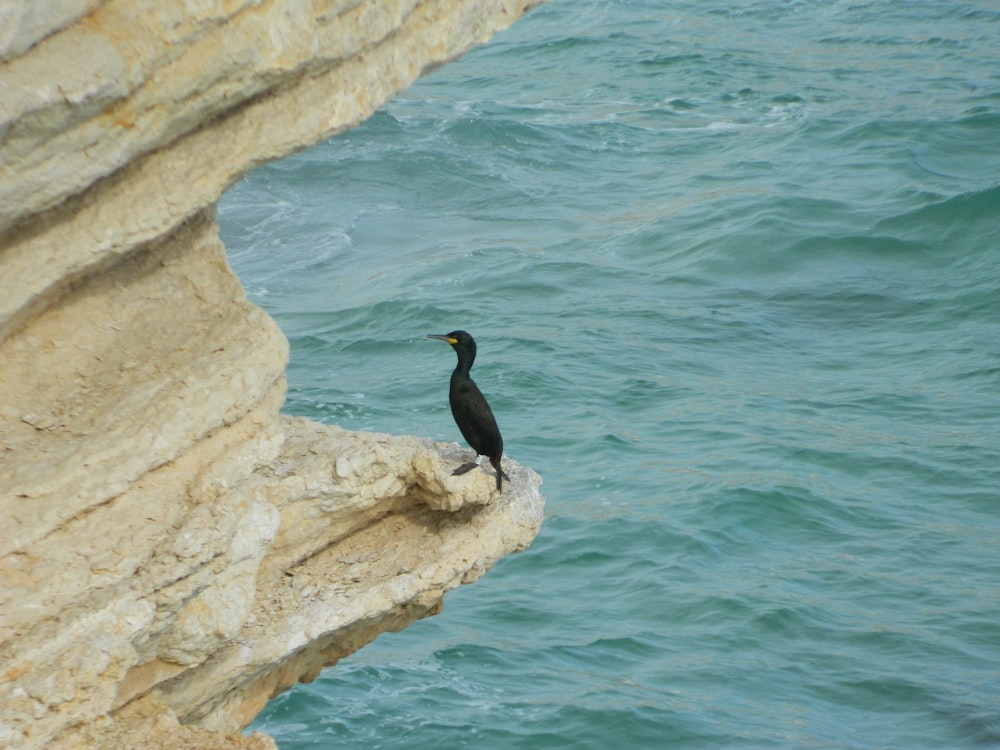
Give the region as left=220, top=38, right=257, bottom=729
left=427, top=330, right=509, bottom=492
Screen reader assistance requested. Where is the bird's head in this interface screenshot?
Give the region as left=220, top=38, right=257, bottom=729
left=427, top=330, right=477, bottom=361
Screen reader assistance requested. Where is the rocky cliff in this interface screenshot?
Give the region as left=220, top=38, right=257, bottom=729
left=0, top=2, right=544, bottom=748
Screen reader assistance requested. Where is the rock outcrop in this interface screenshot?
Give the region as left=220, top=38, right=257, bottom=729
left=0, top=2, right=544, bottom=748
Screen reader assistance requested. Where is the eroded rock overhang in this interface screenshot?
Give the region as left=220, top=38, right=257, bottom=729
left=0, top=2, right=545, bottom=748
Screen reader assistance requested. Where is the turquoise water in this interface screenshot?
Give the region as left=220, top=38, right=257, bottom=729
left=219, top=0, right=1000, bottom=747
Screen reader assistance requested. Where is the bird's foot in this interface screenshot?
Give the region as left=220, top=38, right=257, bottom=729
left=451, top=462, right=480, bottom=476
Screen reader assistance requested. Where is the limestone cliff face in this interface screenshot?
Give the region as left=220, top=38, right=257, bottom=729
left=0, top=2, right=544, bottom=748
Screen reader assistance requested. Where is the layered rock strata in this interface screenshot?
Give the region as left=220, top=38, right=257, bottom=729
left=0, top=1, right=544, bottom=748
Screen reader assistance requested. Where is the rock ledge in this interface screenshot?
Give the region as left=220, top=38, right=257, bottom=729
left=0, top=2, right=543, bottom=748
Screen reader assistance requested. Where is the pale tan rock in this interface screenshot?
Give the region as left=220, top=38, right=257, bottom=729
left=0, top=0, right=107, bottom=62
left=0, top=0, right=544, bottom=748
left=154, top=416, right=543, bottom=735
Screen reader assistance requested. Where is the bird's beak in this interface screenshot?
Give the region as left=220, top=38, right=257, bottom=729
left=427, top=334, right=458, bottom=344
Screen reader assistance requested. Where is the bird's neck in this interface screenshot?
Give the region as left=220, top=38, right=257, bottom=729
left=453, top=355, right=474, bottom=379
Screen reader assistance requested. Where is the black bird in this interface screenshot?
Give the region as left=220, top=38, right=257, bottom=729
left=427, top=330, right=510, bottom=492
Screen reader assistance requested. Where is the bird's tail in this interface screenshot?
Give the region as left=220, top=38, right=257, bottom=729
left=491, top=456, right=510, bottom=492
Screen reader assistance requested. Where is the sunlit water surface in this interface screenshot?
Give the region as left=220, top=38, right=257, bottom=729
left=220, top=1, right=1000, bottom=747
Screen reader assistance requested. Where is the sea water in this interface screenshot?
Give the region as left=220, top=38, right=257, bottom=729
left=219, top=0, right=1000, bottom=747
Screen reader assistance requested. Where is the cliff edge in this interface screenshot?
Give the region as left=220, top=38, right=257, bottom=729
left=0, top=2, right=544, bottom=748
